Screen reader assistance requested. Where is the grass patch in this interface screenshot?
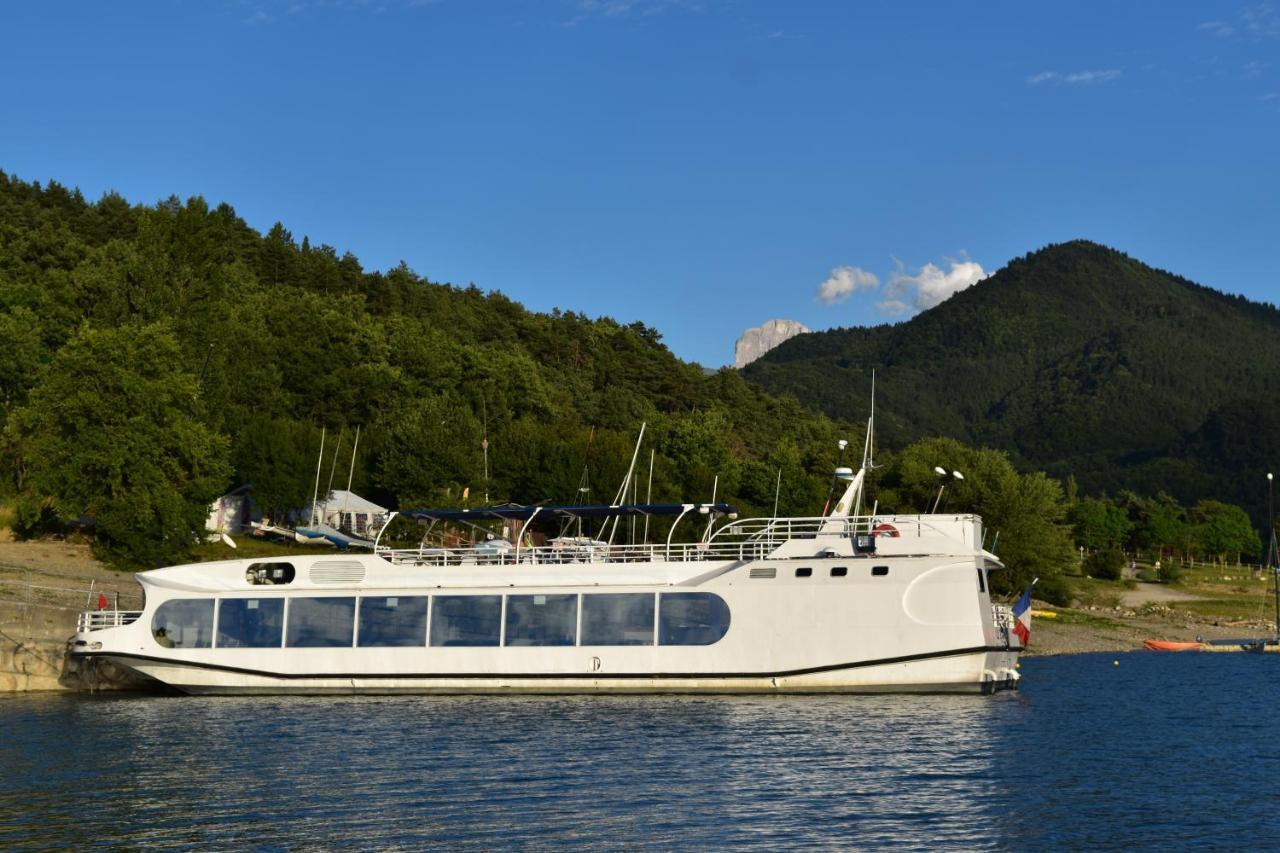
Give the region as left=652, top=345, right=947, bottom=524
left=0, top=499, right=15, bottom=535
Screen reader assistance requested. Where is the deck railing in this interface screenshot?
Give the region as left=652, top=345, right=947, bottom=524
left=376, top=513, right=976, bottom=568
left=76, top=610, right=143, bottom=632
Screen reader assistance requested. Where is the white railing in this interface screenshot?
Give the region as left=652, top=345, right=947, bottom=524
left=379, top=539, right=778, bottom=567
left=375, top=513, right=976, bottom=568
left=77, top=610, right=143, bottom=632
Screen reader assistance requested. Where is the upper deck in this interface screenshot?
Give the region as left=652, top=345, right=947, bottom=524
left=130, top=511, right=999, bottom=598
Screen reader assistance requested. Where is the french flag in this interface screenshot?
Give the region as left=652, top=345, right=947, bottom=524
left=1012, top=584, right=1034, bottom=647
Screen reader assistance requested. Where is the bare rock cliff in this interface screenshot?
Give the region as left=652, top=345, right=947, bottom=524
left=734, top=319, right=810, bottom=368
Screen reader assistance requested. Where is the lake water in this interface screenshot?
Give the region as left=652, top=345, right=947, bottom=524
left=2, top=652, right=1278, bottom=850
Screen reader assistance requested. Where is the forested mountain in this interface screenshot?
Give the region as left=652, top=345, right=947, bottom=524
left=744, top=241, right=1280, bottom=520
left=0, top=172, right=846, bottom=565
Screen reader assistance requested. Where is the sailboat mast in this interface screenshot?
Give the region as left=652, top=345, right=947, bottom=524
left=1270, top=473, right=1278, bottom=640
left=345, top=425, right=361, bottom=494
left=310, top=426, right=326, bottom=527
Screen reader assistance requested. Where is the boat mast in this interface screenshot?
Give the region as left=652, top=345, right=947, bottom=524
left=1270, top=473, right=1278, bottom=641
left=309, top=426, right=326, bottom=527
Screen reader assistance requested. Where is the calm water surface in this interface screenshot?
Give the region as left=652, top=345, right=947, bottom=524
left=2, top=653, right=1278, bottom=850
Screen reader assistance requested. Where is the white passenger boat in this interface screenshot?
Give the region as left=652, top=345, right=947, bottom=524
left=70, top=465, right=1023, bottom=695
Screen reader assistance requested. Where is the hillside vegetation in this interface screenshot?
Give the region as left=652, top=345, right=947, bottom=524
left=745, top=241, right=1280, bottom=520
left=0, top=172, right=854, bottom=567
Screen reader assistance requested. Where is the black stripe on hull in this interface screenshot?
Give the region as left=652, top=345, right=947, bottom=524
left=74, top=645, right=1016, bottom=683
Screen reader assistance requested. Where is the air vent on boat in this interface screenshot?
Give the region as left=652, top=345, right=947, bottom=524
left=310, top=560, right=366, bottom=584
left=749, top=567, right=776, bottom=579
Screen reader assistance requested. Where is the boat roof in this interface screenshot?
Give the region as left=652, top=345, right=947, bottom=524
left=399, top=502, right=738, bottom=523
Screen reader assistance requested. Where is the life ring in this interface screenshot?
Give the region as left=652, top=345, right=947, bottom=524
left=872, top=522, right=899, bottom=538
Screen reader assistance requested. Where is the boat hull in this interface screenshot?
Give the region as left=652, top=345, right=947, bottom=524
left=77, top=648, right=1020, bottom=695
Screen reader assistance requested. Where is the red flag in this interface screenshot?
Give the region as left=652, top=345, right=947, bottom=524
left=97, top=593, right=108, bottom=610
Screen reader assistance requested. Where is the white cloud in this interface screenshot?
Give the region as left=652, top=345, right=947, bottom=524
left=1199, top=6, right=1280, bottom=40
left=1028, top=69, right=1122, bottom=86
left=877, top=257, right=988, bottom=315
left=1199, top=20, right=1236, bottom=38
left=815, top=266, right=879, bottom=305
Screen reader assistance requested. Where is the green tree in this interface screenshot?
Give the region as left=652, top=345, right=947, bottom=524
left=8, top=323, right=230, bottom=567
left=1190, top=500, right=1261, bottom=565
left=877, top=437, right=1075, bottom=603
left=1069, top=496, right=1133, bottom=551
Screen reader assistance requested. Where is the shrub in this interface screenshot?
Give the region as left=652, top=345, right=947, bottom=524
left=1085, top=547, right=1125, bottom=581
left=1034, top=573, right=1073, bottom=607
left=1157, top=562, right=1183, bottom=584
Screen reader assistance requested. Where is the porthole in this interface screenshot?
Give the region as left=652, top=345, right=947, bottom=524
left=872, top=565, right=889, bottom=577
left=795, top=567, right=812, bottom=578
left=830, top=566, right=848, bottom=577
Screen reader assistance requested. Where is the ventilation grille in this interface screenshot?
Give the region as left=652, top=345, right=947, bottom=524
left=749, top=567, right=777, bottom=579
left=310, top=560, right=366, bottom=584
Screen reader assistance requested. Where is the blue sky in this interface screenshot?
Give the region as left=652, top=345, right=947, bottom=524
left=2, top=1, right=1278, bottom=365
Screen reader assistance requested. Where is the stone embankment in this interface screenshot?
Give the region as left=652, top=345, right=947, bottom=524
left=0, top=545, right=146, bottom=692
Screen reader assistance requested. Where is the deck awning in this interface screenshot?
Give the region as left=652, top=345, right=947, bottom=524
left=399, top=502, right=738, bottom=523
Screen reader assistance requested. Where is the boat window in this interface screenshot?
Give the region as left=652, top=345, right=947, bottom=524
left=977, top=569, right=986, bottom=593
left=245, top=562, right=295, bottom=585
left=658, top=593, right=730, bottom=646
left=151, top=599, right=214, bottom=649
left=795, top=567, right=812, bottom=578
left=505, top=594, right=577, bottom=646
left=581, top=593, right=655, bottom=646
left=359, top=596, right=429, bottom=647
left=831, top=566, right=848, bottom=577
left=286, top=597, right=355, bottom=647
left=217, top=598, right=285, bottom=648
left=872, top=565, right=889, bottom=577
left=430, top=595, right=501, bottom=647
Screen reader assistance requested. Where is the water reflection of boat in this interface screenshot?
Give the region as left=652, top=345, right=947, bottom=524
left=71, top=451, right=1022, bottom=695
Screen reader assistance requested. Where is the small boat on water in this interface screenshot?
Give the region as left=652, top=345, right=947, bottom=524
left=69, top=440, right=1024, bottom=695
left=1143, top=640, right=1203, bottom=652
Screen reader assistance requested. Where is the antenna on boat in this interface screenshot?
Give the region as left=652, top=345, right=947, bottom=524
left=703, top=474, right=720, bottom=542
left=310, top=426, right=326, bottom=528
left=822, top=439, right=849, bottom=516
left=772, top=468, right=782, bottom=519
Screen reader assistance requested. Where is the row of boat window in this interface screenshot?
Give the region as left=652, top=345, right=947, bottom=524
left=792, top=566, right=890, bottom=578
left=151, top=592, right=730, bottom=650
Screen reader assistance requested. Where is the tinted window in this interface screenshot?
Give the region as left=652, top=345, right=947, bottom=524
left=872, top=565, right=889, bottom=577
left=796, top=567, right=812, bottom=578
left=359, top=596, right=429, bottom=647
left=505, top=594, right=577, bottom=646
left=658, top=593, right=731, bottom=646
left=152, top=599, right=214, bottom=649
left=217, top=598, right=284, bottom=648
left=286, top=597, right=355, bottom=647
left=581, top=593, right=654, bottom=646
left=430, top=596, right=501, bottom=647
left=246, top=562, right=295, bottom=585
left=831, top=566, right=848, bottom=577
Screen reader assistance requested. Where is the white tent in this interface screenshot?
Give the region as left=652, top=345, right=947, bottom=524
left=306, top=490, right=389, bottom=536
left=207, top=485, right=253, bottom=534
